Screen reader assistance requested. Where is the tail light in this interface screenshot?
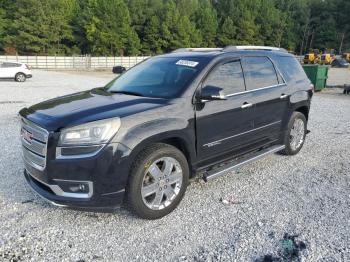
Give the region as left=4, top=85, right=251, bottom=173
left=25, top=64, right=30, bottom=69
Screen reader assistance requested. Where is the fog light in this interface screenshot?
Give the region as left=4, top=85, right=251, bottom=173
left=69, top=184, right=87, bottom=193
left=54, top=180, right=90, bottom=194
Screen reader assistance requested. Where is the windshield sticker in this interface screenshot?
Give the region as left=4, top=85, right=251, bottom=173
left=176, top=60, right=199, bottom=67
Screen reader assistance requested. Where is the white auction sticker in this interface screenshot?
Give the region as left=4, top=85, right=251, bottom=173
left=176, top=60, right=199, bottom=67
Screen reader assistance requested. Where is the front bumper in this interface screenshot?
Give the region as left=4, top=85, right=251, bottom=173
left=24, top=169, right=124, bottom=209
left=23, top=142, right=133, bottom=210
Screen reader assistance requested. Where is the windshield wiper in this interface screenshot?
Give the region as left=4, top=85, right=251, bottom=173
left=109, top=90, right=144, bottom=97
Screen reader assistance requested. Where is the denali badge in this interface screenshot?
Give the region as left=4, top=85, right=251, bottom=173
left=21, top=128, right=33, bottom=144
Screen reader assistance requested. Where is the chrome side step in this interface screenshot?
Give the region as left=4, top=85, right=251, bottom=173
left=203, top=145, right=285, bottom=182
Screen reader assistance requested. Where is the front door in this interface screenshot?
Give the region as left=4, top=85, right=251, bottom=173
left=195, top=59, right=256, bottom=161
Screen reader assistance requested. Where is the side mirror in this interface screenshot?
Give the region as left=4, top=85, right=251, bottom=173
left=199, top=85, right=226, bottom=101
left=112, top=66, right=126, bottom=74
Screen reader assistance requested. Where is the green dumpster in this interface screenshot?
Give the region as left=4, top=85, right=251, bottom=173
left=302, top=65, right=329, bottom=91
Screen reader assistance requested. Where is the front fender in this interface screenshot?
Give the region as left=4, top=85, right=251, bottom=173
left=114, top=117, right=196, bottom=162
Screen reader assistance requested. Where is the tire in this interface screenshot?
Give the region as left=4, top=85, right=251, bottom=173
left=126, top=143, right=189, bottom=219
left=15, top=73, right=26, bottom=82
left=282, top=112, right=307, bottom=155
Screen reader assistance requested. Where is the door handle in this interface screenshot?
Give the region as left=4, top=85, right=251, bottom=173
left=280, top=94, right=288, bottom=99
left=241, top=102, right=253, bottom=109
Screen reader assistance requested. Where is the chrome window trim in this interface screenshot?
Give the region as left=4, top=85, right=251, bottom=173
left=200, top=55, right=287, bottom=99
left=203, top=120, right=281, bottom=147
left=274, top=63, right=287, bottom=84
left=225, top=83, right=287, bottom=97
left=265, top=55, right=287, bottom=84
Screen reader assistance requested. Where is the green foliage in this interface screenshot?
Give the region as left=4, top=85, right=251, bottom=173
left=0, top=9, right=5, bottom=48
left=4, top=0, right=75, bottom=55
left=160, top=1, right=201, bottom=52
left=218, top=17, right=237, bottom=46
left=142, top=16, right=163, bottom=55
left=82, top=0, right=140, bottom=55
left=195, top=3, right=218, bottom=47
left=0, top=0, right=349, bottom=55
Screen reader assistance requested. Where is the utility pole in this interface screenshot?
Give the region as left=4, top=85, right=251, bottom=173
left=304, top=28, right=310, bottom=54
left=339, top=32, right=345, bottom=55
left=300, top=20, right=309, bottom=55
left=309, top=29, right=315, bottom=50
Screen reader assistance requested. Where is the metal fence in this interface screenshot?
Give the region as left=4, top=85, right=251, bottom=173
left=0, top=54, right=310, bottom=69
left=295, top=55, right=303, bottom=63
left=0, top=55, right=150, bottom=69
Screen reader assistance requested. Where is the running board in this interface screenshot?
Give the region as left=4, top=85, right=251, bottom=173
left=203, top=145, right=285, bottom=182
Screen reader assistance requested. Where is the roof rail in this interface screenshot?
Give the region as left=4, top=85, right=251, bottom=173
left=224, top=45, right=288, bottom=53
left=171, top=46, right=288, bottom=54
left=172, top=48, right=223, bottom=53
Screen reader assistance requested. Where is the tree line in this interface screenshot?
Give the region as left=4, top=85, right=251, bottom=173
left=0, top=0, right=349, bottom=56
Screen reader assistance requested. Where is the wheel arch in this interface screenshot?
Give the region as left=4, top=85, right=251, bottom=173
left=157, top=137, right=193, bottom=174
left=124, top=132, right=196, bottom=177
left=294, top=105, right=309, bottom=121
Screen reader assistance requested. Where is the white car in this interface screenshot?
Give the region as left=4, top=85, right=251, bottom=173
left=0, top=61, right=32, bottom=82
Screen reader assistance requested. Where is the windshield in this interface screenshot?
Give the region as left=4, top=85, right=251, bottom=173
left=105, top=57, right=206, bottom=98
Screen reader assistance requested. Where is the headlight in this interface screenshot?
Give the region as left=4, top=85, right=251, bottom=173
left=58, top=118, right=121, bottom=146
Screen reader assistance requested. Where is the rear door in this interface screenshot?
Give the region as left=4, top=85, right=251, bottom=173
left=241, top=56, right=289, bottom=145
left=195, top=59, right=256, bottom=160
left=0, top=62, right=19, bottom=78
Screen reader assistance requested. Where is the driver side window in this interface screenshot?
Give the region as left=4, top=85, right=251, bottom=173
left=204, top=61, right=245, bottom=95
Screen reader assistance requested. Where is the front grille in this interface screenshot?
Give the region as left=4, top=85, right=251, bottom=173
left=21, top=118, right=49, bottom=170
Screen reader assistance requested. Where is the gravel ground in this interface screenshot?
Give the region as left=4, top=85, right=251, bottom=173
left=327, top=68, right=350, bottom=86
left=0, top=70, right=349, bottom=262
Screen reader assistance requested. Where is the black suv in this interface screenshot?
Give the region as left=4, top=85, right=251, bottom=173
left=20, top=46, right=313, bottom=219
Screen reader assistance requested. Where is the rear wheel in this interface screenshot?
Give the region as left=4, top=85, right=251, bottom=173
left=126, top=143, right=189, bottom=219
left=282, top=112, right=307, bottom=155
left=15, top=73, right=26, bottom=82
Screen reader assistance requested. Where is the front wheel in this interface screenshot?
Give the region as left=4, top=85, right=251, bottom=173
left=15, top=73, right=26, bottom=82
left=282, top=112, right=307, bottom=155
left=126, top=143, right=189, bottom=219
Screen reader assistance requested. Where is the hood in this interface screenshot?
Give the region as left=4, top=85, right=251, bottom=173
left=19, top=88, right=168, bottom=131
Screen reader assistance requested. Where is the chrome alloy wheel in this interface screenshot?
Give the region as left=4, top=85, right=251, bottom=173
left=16, top=74, right=26, bottom=82
left=141, top=157, right=183, bottom=210
left=290, top=118, right=305, bottom=151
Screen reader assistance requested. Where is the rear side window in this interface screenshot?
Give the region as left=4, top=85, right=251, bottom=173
left=203, top=60, right=245, bottom=95
left=242, top=57, right=279, bottom=90
left=1, top=62, right=21, bottom=68
left=273, top=56, right=306, bottom=83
